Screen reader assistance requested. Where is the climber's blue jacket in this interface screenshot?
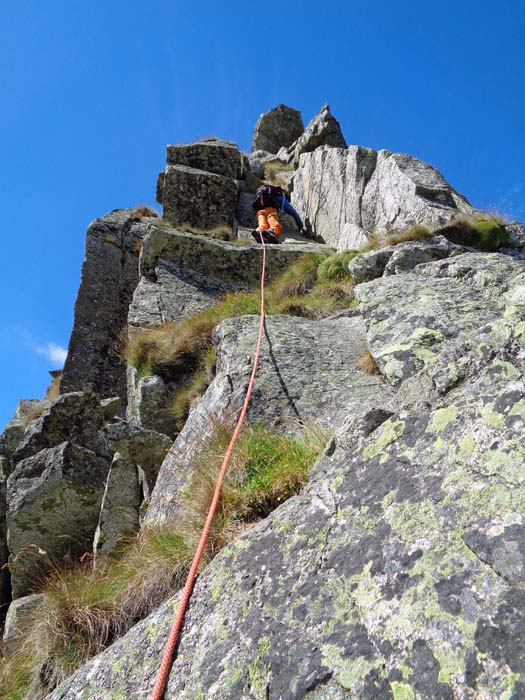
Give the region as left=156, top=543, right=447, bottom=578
left=277, top=195, right=304, bottom=231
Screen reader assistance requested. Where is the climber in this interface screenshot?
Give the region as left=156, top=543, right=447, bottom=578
left=251, top=184, right=304, bottom=244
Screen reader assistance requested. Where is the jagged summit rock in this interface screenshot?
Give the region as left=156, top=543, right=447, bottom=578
left=166, top=138, right=246, bottom=179
left=293, top=146, right=473, bottom=249
left=291, top=103, right=347, bottom=165
left=251, top=104, right=304, bottom=154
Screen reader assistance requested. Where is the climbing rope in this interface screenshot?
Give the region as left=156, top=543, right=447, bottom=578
left=151, top=232, right=267, bottom=700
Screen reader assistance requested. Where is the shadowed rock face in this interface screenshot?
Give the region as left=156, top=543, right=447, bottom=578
left=166, top=139, right=245, bottom=179
left=47, top=252, right=525, bottom=700
left=131, top=224, right=330, bottom=329
left=61, top=209, right=151, bottom=411
left=293, top=147, right=473, bottom=250
left=157, top=165, right=238, bottom=231
left=7, top=441, right=108, bottom=598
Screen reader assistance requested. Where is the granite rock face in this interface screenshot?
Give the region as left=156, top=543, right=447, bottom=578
left=166, top=139, right=245, bottom=179
left=94, top=421, right=171, bottom=557
left=348, top=234, right=468, bottom=284
left=355, top=252, right=525, bottom=386
left=157, top=165, right=238, bottom=231
left=145, top=312, right=392, bottom=527
left=131, top=224, right=329, bottom=329
left=251, top=104, right=304, bottom=154
left=126, top=372, right=178, bottom=436
left=2, top=593, right=43, bottom=655
left=1, top=400, right=52, bottom=470
left=7, top=441, right=108, bottom=598
left=61, top=209, right=150, bottom=411
left=47, top=252, right=525, bottom=700
left=293, top=146, right=473, bottom=250
left=12, top=388, right=105, bottom=464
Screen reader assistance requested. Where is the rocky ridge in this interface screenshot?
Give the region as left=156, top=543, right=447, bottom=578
left=1, top=104, right=525, bottom=700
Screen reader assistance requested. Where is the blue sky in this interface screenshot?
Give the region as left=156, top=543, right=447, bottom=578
left=1, top=0, right=524, bottom=428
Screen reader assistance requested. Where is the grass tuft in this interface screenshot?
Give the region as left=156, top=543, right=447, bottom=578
left=317, top=250, right=358, bottom=281
left=45, top=373, right=62, bottom=400
left=262, top=161, right=293, bottom=188
left=438, top=216, right=509, bottom=252
left=359, top=217, right=509, bottom=254
left=0, top=425, right=325, bottom=696
left=168, top=347, right=217, bottom=430
left=357, top=349, right=381, bottom=375
left=123, top=253, right=354, bottom=384
left=128, top=205, right=158, bottom=222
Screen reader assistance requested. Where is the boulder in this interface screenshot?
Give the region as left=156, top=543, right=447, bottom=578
left=48, top=251, right=525, bottom=700
left=145, top=313, right=392, bottom=527
left=166, top=139, right=245, bottom=179
left=247, top=149, right=275, bottom=177
left=12, top=388, right=105, bottom=464
left=292, top=146, right=474, bottom=250
left=101, top=420, right=171, bottom=483
left=291, top=103, right=347, bottom=166
left=2, top=593, right=43, bottom=655
left=126, top=372, right=177, bottom=436
left=61, top=209, right=150, bottom=411
left=100, top=396, right=121, bottom=421
left=157, top=165, right=238, bottom=232
left=356, top=252, right=525, bottom=387
left=0, top=399, right=51, bottom=467
left=94, top=422, right=171, bottom=557
left=348, top=235, right=467, bottom=284
left=93, top=452, right=140, bottom=559
left=251, top=104, right=304, bottom=154
left=7, top=441, right=109, bottom=597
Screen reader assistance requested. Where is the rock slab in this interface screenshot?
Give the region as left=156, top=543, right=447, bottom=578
left=251, top=104, right=304, bottom=154
left=61, top=209, right=149, bottom=411
left=145, top=313, right=392, bottom=527
left=293, top=146, right=473, bottom=250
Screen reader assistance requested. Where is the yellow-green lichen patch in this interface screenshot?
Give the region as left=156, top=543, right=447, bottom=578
left=410, top=327, right=445, bottom=344
left=384, top=499, right=439, bottom=544
left=247, top=636, right=271, bottom=700
left=362, top=419, right=405, bottom=460
left=481, top=448, right=524, bottom=484
left=320, top=576, right=360, bottom=627
left=432, top=642, right=467, bottom=684
left=426, top=405, right=458, bottom=433
left=509, top=398, right=525, bottom=419
left=481, top=402, right=506, bottom=428
left=320, top=645, right=381, bottom=690
left=390, top=681, right=415, bottom=700
left=458, top=434, right=477, bottom=459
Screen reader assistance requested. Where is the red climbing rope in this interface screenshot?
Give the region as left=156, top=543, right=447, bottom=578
left=151, top=233, right=267, bottom=700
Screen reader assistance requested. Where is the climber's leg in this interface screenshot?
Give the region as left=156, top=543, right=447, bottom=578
left=266, top=209, right=282, bottom=236
left=256, top=210, right=270, bottom=231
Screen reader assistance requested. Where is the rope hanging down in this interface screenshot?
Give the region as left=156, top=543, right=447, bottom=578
left=151, top=232, right=268, bottom=700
